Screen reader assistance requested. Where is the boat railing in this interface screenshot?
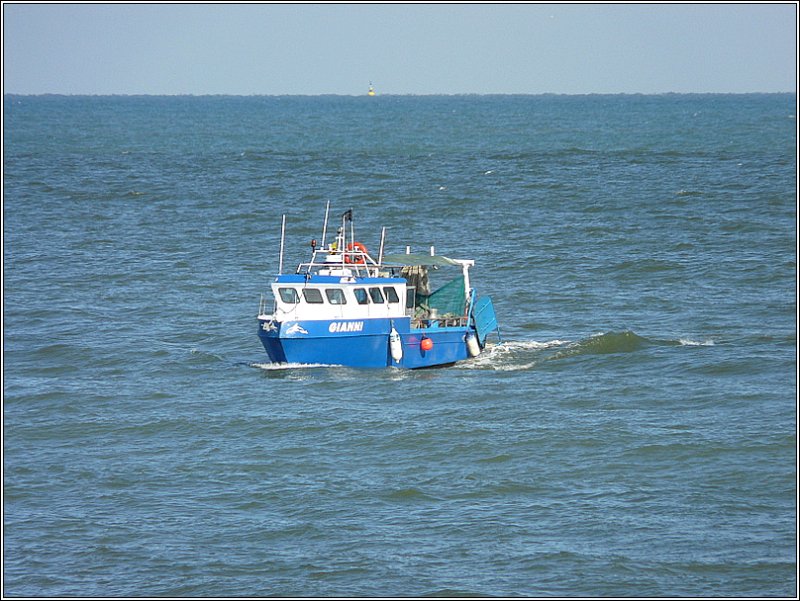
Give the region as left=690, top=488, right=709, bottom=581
left=409, top=295, right=471, bottom=329
left=297, top=248, right=382, bottom=277
left=411, top=314, right=469, bottom=329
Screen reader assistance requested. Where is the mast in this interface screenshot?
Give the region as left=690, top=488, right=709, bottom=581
left=348, top=208, right=355, bottom=256
left=341, top=208, right=353, bottom=270
left=321, top=200, right=330, bottom=249
left=378, top=226, right=386, bottom=266
left=278, top=214, right=286, bottom=275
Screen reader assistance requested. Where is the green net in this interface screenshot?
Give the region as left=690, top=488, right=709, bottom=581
left=417, top=275, right=466, bottom=316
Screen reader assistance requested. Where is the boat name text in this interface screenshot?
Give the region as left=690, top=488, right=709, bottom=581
left=329, top=321, right=365, bottom=333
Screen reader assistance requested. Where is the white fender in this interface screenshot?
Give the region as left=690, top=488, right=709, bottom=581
left=389, top=327, right=403, bottom=363
left=466, top=331, right=481, bottom=357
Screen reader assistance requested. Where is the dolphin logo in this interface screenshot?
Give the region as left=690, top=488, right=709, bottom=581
left=285, top=323, right=309, bottom=335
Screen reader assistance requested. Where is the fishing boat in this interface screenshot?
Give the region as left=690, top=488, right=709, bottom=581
left=256, top=205, right=500, bottom=369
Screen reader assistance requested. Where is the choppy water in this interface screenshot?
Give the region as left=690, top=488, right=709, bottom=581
left=3, top=93, right=797, bottom=597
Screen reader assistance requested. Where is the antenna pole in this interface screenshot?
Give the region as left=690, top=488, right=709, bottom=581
left=321, top=200, right=330, bottom=248
left=349, top=208, right=355, bottom=254
left=378, top=226, right=386, bottom=266
left=278, top=214, right=286, bottom=275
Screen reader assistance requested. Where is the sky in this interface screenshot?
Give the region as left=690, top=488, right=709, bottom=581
left=2, top=2, right=797, bottom=95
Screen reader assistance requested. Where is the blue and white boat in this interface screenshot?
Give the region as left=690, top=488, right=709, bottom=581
left=257, top=206, right=499, bottom=369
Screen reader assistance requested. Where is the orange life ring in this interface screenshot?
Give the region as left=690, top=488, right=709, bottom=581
left=345, top=242, right=368, bottom=264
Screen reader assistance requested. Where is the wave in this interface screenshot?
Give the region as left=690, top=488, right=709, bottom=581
left=188, top=348, right=225, bottom=363
left=558, top=330, right=651, bottom=356
left=462, top=330, right=715, bottom=371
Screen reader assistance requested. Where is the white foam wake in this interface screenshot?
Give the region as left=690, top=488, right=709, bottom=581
left=250, top=362, right=337, bottom=371
left=460, top=339, right=571, bottom=371
left=678, top=338, right=715, bottom=346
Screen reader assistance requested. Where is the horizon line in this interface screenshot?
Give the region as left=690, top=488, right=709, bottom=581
left=4, top=91, right=797, bottom=98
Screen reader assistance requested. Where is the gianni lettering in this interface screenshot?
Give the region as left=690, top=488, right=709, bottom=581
left=328, top=321, right=365, bottom=333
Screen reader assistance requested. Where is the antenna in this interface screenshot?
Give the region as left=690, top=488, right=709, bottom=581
left=321, top=200, right=330, bottom=248
left=378, top=226, right=386, bottom=266
left=278, top=214, right=286, bottom=275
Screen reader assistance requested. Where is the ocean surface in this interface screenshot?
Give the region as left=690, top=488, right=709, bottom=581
left=3, top=93, right=797, bottom=598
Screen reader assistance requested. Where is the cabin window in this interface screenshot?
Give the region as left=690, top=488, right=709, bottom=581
left=383, top=287, right=400, bottom=304
left=325, top=288, right=347, bottom=305
left=279, top=288, right=299, bottom=304
left=302, top=288, right=324, bottom=304
left=406, top=287, right=416, bottom=309
left=369, top=287, right=385, bottom=303
left=353, top=288, right=369, bottom=305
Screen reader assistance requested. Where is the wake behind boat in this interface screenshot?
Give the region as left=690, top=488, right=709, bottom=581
left=257, top=205, right=500, bottom=369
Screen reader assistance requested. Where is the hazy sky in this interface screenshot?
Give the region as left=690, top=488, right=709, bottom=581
left=3, top=2, right=797, bottom=95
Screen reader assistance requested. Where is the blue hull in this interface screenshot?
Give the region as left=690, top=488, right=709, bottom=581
left=258, top=317, right=472, bottom=369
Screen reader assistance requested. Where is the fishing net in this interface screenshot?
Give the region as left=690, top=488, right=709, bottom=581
left=417, top=275, right=467, bottom=317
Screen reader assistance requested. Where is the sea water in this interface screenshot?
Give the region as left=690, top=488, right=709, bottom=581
left=3, top=93, right=796, bottom=597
